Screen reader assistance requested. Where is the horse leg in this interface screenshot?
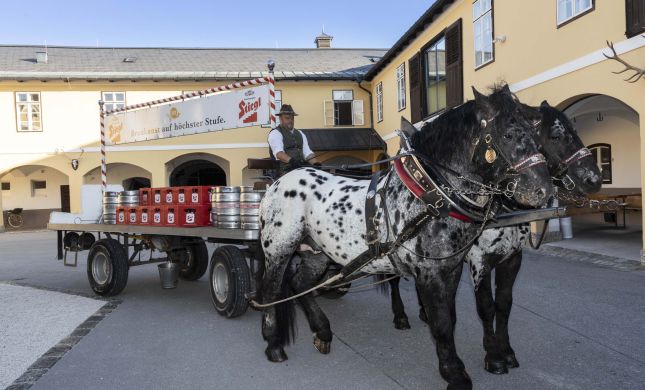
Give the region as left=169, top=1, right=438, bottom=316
left=389, top=276, right=411, bottom=330
left=417, top=284, right=429, bottom=324
left=475, top=270, right=508, bottom=374
left=495, top=251, right=522, bottom=368
left=417, top=268, right=472, bottom=390
left=289, top=254, right=334, bottom=354
left=261, top=256, right=295, bottom=363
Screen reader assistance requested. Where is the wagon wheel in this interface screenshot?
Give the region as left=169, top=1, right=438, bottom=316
left=209, top=245, right=250, bottom=318
left=178, top=238, right=209, bottom=281
left=87, top=238, right=129, bottom=296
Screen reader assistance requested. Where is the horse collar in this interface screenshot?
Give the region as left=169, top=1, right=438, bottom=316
left=393, top=156, right=473, bottom=223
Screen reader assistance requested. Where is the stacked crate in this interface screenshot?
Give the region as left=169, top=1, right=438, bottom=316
left=115, top=186, right=212, bottom=227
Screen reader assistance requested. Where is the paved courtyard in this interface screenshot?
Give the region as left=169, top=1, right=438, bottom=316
left=1, top=230, right=644, bottom=389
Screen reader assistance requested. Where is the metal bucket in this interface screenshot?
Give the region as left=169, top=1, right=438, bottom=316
left=158, top=262, right=180, bottom=289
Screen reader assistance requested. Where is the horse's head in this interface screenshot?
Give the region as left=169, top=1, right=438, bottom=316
left=471, top=85, right=553, bottom=207
left=535, top=101, right=602, bottom=195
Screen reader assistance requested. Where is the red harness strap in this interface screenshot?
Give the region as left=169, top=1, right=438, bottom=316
left=393, top=158, right=472, bottom=223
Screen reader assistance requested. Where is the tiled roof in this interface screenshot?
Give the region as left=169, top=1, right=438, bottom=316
left=0, top=45, right=386, bottom=81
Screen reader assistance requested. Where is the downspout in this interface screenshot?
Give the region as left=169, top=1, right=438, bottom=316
left=356, top=77, right=387, bottom=159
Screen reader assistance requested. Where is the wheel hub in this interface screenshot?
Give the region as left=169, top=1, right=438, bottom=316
left=212, top=263, right=229, bottom=303
left=92, top=252, right=112, bottom=285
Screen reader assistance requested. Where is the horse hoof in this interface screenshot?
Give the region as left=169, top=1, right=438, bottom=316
left=265, top=346, right=288, bottom=362
left=446, top=370, right=472, bottom=390
left=313, top=336, right=331, bottom=354
left=484, top=356, right=508, bottom=375
left=504, top=354, right=519, bottom=368
left=394, top=318, right=411, bottom=330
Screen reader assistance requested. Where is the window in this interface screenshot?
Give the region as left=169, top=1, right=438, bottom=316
left=589, top=143, right=612, bottom=184
left=102, top=92, right=126, bottom=112
left=557, top=0, right=593, bottom=25
left=323, top=90, right=364, bottom=126
left=275, top=90, right=283, bottom=126
left=376, top=82, right=383, bottom=122
left=31, top=180, right=47, bottom=197
left=424, top=37, right=447, bottom=115
left=396, top=63, right=406, bottom=111
left=15, top=92, right=42, bottom=132
left=473, top=0, right=493, bottom=68
left=1, top=182, right=10, bottom=191
left=409, top=19, right=462, bottom=123
left=626, top=0, right=645, bottom=38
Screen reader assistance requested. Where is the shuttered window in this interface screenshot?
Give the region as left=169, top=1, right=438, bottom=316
left=408, top=18, right=463, bottom=122
left=626, top=0, right=645, bottom=37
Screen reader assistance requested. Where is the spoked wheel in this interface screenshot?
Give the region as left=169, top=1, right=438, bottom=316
left=87, top=238, right=129, bottom=296
left=178, top=239, right=209, bottom=281
left=209, top=245, right=250, bottom=318
left=7, top=213, right=23, bottom=228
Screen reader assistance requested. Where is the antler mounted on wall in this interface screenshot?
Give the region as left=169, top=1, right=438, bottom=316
left=603, top=39, right=645, bottom=83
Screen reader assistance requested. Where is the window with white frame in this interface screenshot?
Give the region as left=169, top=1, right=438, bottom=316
left=396, top=63, right=406, bottom=111
left=323, top=90, right=364, bottom=126
left=557, top=0, right=593, bottom=25
left=102, top=92, right=125, bottom=112
left=473, top=0, right=493, bottom=68
left=376, top=82, right=383, bottom=122
left=15, top=92, right=42, bottom=132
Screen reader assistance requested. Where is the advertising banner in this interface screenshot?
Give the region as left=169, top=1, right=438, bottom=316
left=104, top=85, right=269, bottom=145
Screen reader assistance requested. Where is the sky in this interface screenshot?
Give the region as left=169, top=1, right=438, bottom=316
left=0, top=0, right=435, bottom=49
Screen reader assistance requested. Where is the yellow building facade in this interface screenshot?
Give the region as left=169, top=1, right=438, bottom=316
left=366, top=0, right=644, bottom=257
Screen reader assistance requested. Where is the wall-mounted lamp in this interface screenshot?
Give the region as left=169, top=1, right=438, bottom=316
left=493, top=35, right=507, bottom=44
left=71, top=159, right=79, bottom=171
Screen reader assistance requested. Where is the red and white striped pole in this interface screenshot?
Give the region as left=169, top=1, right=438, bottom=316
left=98, top=100, right=107, bottom=194
left=267, top=60, right=276, bottom=129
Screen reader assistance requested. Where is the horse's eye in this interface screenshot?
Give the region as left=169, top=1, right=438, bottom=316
left=503, top=133, right=513, bottom=140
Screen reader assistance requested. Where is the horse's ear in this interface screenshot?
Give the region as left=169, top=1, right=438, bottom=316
left=500, top=84, right=511, bottom=94
left=540, top=100, right=550, bottom=108
left=400, top=116, right=417, bottom=137
left=472, top=86, right=494, bottom=116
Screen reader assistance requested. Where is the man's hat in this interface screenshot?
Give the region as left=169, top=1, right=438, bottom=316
left=276, top=104, right=298, bottom=116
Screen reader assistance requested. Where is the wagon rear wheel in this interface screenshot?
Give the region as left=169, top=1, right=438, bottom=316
left=209, top=245, right=250, bottom=318
left=178, top=239, right=209, bottom=281
left=87, top=238, right=129, bottom=296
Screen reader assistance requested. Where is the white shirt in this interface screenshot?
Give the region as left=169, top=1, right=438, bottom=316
left=268, top=128, right=313, bottom=159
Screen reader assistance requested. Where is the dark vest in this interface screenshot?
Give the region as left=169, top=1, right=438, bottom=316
left=273, top=126, right=305, bottom=173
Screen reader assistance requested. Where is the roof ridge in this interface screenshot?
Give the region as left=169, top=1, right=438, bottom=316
left=0, top=44, right=387, bottom=51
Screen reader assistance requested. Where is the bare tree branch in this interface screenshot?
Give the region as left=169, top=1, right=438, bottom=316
left=603, top=39, right=645, bottom=83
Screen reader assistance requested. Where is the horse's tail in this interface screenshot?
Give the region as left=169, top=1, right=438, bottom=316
left=276, top=262, right=297, bottom=346
left=374, top=273, right=392, bottom=295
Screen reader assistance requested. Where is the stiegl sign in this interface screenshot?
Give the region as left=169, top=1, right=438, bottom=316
left=104, top=85, right=269, bottom=145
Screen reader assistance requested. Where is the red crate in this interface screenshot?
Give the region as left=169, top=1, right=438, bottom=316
left=116, top=207, right=126, bottom=225
left=126, top=207, right=138, bottom=225
left=152, top=188, right=163, bottom=205
left=175, top=187, right=188, bottom=205
left=188, top=186, right=212, bottom=205
left=151, top=207, right=164, bottom=226
left=138, top=206, right=151, bottom=225
left=163, top=205, right=178, bottom=227
left=178, top=205, right=211, bottom=227
left=162, top=187, right=175, bottom=205
left=139, top=188, right=151, bottom=206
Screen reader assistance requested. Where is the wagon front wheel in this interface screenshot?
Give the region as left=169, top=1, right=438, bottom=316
left=209, top=245, right=250, bottom=318
left=87, top=238, right=129, bottom=296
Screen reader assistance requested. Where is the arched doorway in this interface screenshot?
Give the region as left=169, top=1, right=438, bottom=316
left=83, top=163, right=152, bottom=189
left=122, top=177, right=151, bottom=190
left=166, top=153, right=230, bottom=187
left=1, top=164, right=70, bottom=229
left=169, top=159, right=227, bottom=186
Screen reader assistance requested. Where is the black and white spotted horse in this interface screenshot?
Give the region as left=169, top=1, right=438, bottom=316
left=382, top=100, right=602, bottom=376
left=256, top=85, right=553, bottom=390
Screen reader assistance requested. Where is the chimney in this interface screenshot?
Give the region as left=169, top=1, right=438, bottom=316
left=36, top=51, right=48, bottom=64
left=314, top=32, right=333, bottom=49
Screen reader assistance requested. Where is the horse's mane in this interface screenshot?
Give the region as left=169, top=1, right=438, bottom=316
left=410, top=85, right=518, bottom=166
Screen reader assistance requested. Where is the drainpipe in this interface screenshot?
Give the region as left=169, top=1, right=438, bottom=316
left=356, top=78, right=374, bottom=129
